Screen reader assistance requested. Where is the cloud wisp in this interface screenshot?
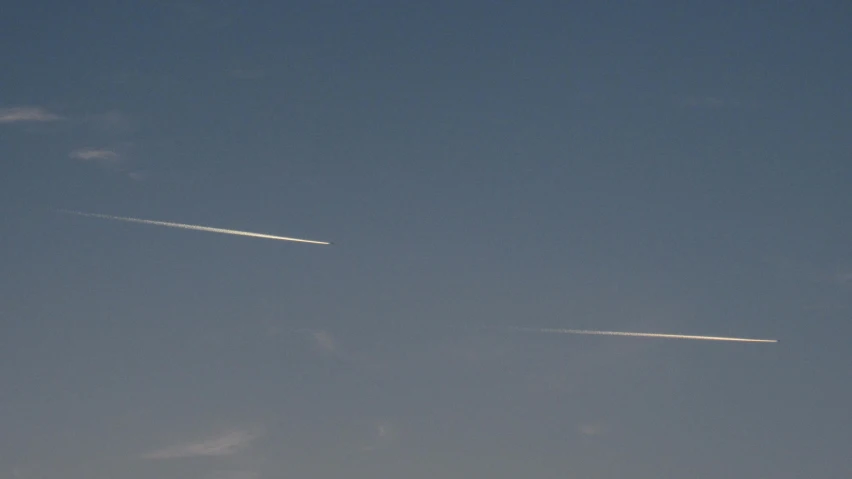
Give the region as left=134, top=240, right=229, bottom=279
left=0, top=106, right=63, bottom=123
left=309, top=329, right=339, bottom=355
left=298, top=329, right=351, bottom=361
left=362, top=420, right=397, bottom=452
left=294, top=328, right=386, bottom=372
left=579, top=423, right=608, bottom=437
left=69, top=147, right=122, bottom=163
left=143, top=430, right=257, bottom=460
left=511, top=327, right=778, bottom=344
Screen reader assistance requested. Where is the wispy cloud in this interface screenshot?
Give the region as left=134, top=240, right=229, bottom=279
left=69, top=147, right=121, bottom=163
left=0, top=106, right=63, bottom=123
left=143, top=429, right=258, bottom=460
left=362, top=420, right=398, bottom=452
left=310, top=330, right=339, bottom=355
left=127, top=170, right=149, bottom=181
left=75, top=112, right=144, bottom=180
left=70, top=144, right=147, bottom=182
left=297, top=328, right=386, bottom=371
left=579, top=423, right=608, bottom=437
left=297, top=328, right=345, bottom=358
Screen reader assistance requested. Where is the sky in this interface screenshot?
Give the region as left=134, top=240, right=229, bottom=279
left=2, top=1, right=851, bottom=477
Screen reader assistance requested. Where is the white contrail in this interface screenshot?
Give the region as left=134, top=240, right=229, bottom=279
left=60, top=210, right=332, bottom=245
left=510, top=327, right=778, bottom=343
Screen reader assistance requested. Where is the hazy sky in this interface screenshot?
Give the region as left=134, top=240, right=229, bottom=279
left=2, top=2, right=851, bottom=478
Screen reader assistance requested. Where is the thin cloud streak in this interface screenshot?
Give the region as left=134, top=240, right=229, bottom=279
left=143, top=430, right=256, bottom=460
left=310, top=330, right=338, bottom=354
left=511, top=327, right=778, bottom=343
left=300, top=328, right=348, bottom=360
left=59, top=210, right=332, bottom=245
left=69, top=148, right=121, bottom=162
left=362, top=420, right=397, bottom=452
left=579, top=423, right=607, bottom=436
left=0, top=106, right=63, bottom=123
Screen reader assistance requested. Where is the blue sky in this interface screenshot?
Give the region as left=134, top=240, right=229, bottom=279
left=2, top=2, right=851, bottom=478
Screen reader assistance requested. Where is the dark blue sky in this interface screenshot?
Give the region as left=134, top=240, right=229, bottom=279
left=2, top=2, right=851, bottom=478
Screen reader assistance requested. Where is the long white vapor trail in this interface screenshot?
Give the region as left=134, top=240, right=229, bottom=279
left=60, top=210, right=332, bottom=245
left=510, top=327, right=778, bottom=343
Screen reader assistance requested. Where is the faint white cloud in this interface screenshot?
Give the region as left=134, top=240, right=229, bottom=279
left=579, top=423, right=608, bottom=437
left=143, top=429, right=258, bottom=460
left=362, top=420, right=397, bottom=452
left=127, top=170, right=149, bottom=181
left=293, top=328, right=385, bottom=371
left=311, top=330, right=338, bottom=354
left=298, top=328, right=342, bottom=357
left=265, top=323, right=284, bottom=337
left=73, top=112, right=142, bottom=178
left=0, top=106, right=63, bottom=123
left=70, top=147, right=121, bottom=163
left=70, top=143, right=145, bottom=182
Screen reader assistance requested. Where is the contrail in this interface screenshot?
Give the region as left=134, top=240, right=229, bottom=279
left=510, top=327, right=778, bottom=343
left=59, top=210, right=332, bottom=245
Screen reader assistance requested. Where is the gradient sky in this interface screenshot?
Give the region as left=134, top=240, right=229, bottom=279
left=2, top=2, right=851, bottom=478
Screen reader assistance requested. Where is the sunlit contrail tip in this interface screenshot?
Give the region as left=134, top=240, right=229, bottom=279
left=59, top=210, right=332, bottom=245
left=511, top=327, right=778, bottom=344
